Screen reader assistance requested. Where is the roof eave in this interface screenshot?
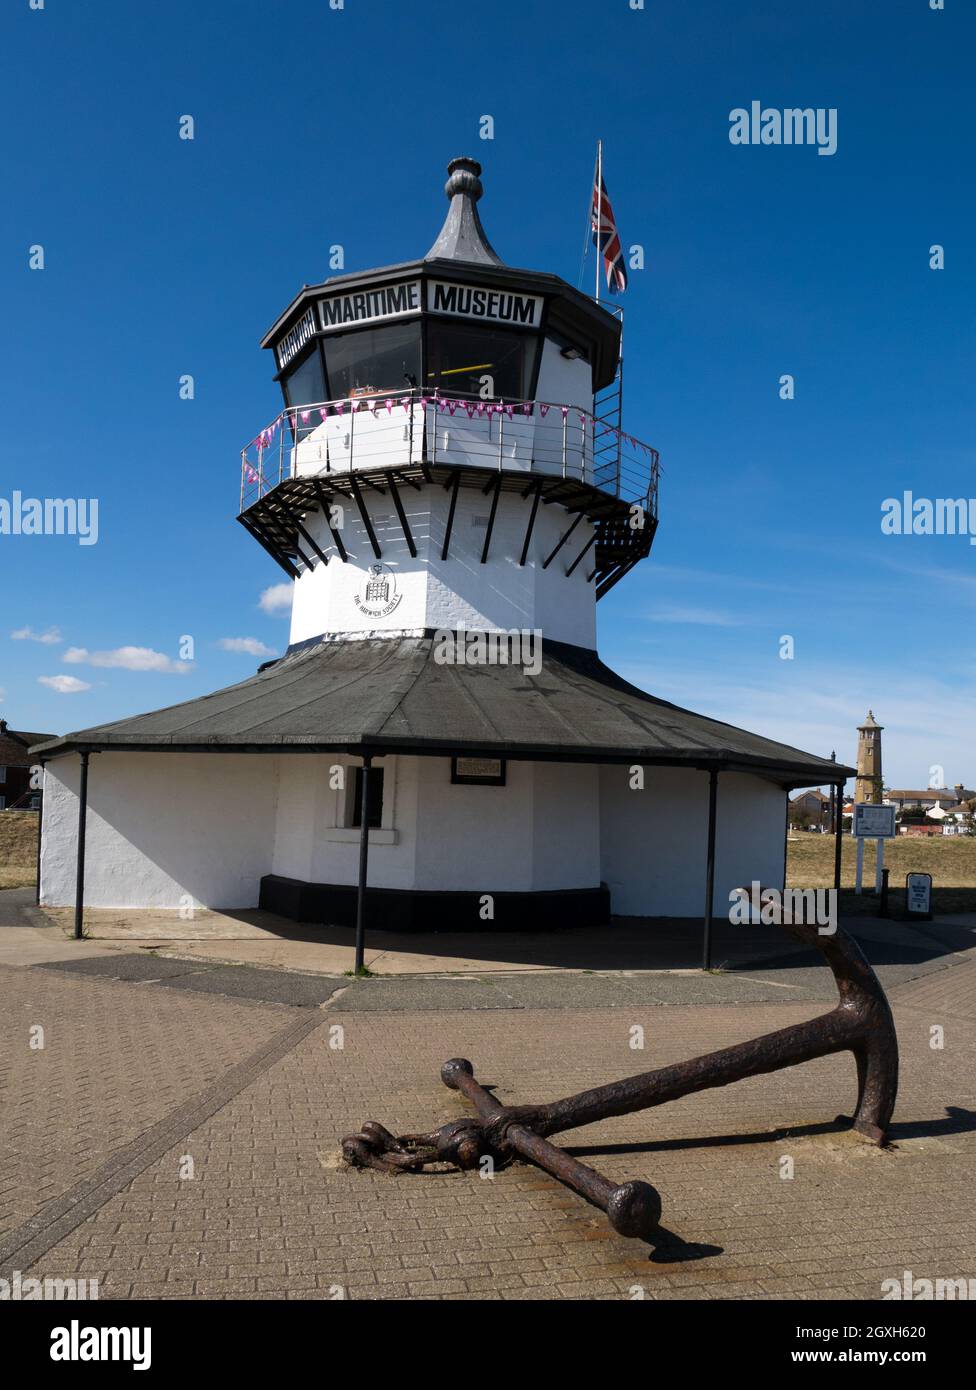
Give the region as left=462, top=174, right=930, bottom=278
left=31, top=733, right=853, bottom=788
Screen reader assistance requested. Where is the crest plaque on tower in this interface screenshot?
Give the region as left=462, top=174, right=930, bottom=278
left=354, top=564, right=402, bottom=618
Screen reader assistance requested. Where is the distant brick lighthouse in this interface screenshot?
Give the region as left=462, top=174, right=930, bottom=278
left=855, top=711, right=884, bottom=804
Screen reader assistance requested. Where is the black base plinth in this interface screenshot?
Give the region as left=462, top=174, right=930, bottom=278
left=258, top=874, right=611, bottom=932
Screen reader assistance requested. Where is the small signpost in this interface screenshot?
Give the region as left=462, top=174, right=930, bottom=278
left=851, top=802, right=897, bottom=895
left=905, top=872, right=933, bottom=920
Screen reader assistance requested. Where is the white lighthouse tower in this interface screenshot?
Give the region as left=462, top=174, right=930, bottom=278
left=244, top=156, right=655, bottom=656
left=35, top=158, right=847, bottom=947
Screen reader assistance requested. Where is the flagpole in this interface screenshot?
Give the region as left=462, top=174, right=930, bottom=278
left=595, top=139, right=603, bottom=304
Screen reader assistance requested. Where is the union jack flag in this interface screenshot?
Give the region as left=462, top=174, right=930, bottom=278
left=591, top=170, right=627, bottom=295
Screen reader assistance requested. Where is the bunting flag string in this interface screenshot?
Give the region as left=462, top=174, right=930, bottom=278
left=248, top=397, right=656, bottom=462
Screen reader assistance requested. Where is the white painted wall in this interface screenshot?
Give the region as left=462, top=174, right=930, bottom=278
left=412, top=757, right=600, bottom=893
left=599, top=766, right=787, bottom=918
left=534, top=337, right=595, bottom=414
left=268, top=755, right=601, bottom=896
left=288, top=487, right=597, bottom=650
left=39, top=750, right=787, bottom=919
left=530, top=762, right=601, bottom=890
left=40, top=753, right=280, bottom=909
left=413, top=757, right=535, bottom=891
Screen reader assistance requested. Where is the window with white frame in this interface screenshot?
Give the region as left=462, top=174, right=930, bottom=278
left=335, top=758, right=396, bottom=835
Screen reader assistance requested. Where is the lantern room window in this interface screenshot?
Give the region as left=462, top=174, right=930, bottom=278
left=282, top=346, right=326, bottom=409
left=425, top=323, right=539, bottom=401
left=323, top=322, right=422, bottom=400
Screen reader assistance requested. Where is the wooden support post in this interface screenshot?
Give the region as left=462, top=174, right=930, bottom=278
left=519, top=480, right=543, bottom=567
left=480, top=475, right=502, bottom=564
left=702, top=768, right=718, bottom=971
left=875, top=836, right=885, bottom=894
left=350, top=478, right=382, bottom=559
left=34, top=761, right=45, bottom=906
left=387, top=473, right=417, bottom=557
left=833, top=781, right=844, bottom=893
left=354, top=755, right=373, bottom=974
left=73, top=751, right=90, bottom=941
left=441, top=472, right=460, bottom=560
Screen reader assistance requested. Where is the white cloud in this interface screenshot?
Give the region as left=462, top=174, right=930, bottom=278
left=11, top=626, right=62, bottom=644
left=645, top=604, right=745, bottom=627
left=258, top=583, right=292, bottom=615
left=217, top=637, right=275, bottom=657
left=38, top=674, right=91, bottom=693
left=63, top=646, right=191, bottom=674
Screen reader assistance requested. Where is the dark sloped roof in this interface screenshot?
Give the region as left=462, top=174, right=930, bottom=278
left=29, top=635, right=851, bottom=789
left=888, top=788, right=973, bottom=801
left=1, top=727, right=56, bottom=764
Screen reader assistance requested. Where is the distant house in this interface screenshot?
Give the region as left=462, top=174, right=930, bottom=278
left=0, top=720, right=55, bottom=810
left=887, top=785, right=974, bottom=811
left=789, top=788, right=832, bottom=827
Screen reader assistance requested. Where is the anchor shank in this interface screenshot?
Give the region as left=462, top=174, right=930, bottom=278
left=522, top=1008, right=859, bottom=1138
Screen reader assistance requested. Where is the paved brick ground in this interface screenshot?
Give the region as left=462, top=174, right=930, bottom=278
left=2, top=954, right=972, bottom=1301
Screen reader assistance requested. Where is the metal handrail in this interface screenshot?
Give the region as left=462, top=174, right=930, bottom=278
left=240, top=390, right=660, bottom=518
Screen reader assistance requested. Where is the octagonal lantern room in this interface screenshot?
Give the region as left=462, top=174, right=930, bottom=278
left=264, top=157, right=621, bottom=415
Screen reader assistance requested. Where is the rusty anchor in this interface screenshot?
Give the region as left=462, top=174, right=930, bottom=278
left=341, top=915, right=898, bottom=1242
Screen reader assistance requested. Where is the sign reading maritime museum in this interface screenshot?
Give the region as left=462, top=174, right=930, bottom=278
left=275, top=279, right=544, bottom=366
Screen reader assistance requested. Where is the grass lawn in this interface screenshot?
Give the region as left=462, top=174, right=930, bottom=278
left=0, top=811, right=38, bottom=889
left=787, top=832, right=976, bottom=916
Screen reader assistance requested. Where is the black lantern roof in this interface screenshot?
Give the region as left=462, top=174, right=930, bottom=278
left=261, top=158, right=622, bottom=392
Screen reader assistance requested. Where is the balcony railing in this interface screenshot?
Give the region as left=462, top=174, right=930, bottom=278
left=239, top=389, right=660, bottom=518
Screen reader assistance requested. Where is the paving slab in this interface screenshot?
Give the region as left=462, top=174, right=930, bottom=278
left=35, top=954, right=218, bottom=982
left=330, top=976, right=518, bottom=1012
left=160, top=963, right=345, bottom=1008
left=617, top=971, right=829, bottom=1006
left=33, top=954, right=346, bottom=1006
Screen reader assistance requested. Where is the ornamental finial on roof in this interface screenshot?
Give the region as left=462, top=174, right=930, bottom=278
left=425, top=157, right=504, bottom=267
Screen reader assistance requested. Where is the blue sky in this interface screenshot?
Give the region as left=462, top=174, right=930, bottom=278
left=1, top=0, right=972, bottom=790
